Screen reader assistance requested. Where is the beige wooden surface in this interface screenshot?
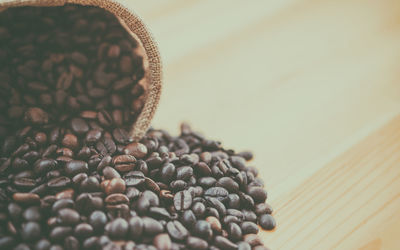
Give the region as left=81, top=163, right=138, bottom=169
left=124, top=0, right=400, bottom=249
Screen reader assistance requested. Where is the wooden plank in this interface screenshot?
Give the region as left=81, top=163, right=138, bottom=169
left=262, top=115, right=400, bottom=249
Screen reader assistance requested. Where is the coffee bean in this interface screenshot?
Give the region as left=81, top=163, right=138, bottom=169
left=50, top=226, right=73, bottom=242
left=227, top=222, right=242, bottom=241
left=124, top=171, right=145, bottom=186
left=174, top=190, right=192, bottom=211
left=34, top=158, right=57, bottom=174
left=144, top=177, right=160, bottom=194
left=64, top=236, right=80, bottom=250
left=64, top=160, right=88, bottom=176
left=247, top=186, right=267, bottom=203
left=142, top=217, right=164, bottom=235
left=24, top=107, right=48, bottom=125
left=192, top=202, right=206, bottom=218
left=62, top=134, right=78, bottom=149
left=123, top=142, right=147, bottom=158
left=13, top=192, right=40, bottom=205
left=23, top=206, right=41, bottom=221
left=105, top=193, right=129, bottom=205
left=48, top=176, right=71, bottom=189
left=206, top=216, right=222, bottom=233
left=128, top=216, right=143, bottom=239
left=57, top=208, right=80, bottom=225
left=160, top=163, right=175, bottom=182
left=71, top=118, right=89, bottom=134
left=113, top=155, right=136, bottom=172
left=176, top=166, right=193, bottom=180
left=21, top=222, right=41, bottom=242
left=52, top=199, right=74, bottom=213
left=105, top=178, right=126, bottom=195
left=243, top=234, right=263, bottom=247
left=85, top=129, right=102, bottom=144
left=217, top=177, right=239, bottom=193
left=89, top=210, right=108, bottom=232
left=193, top=220, right=213, bottom=240
left=153, top=233, right=171, bottom=250
left=149, top=207, right=171, bottom=220
left=166, top=220, right=189, bottom=241
left=106, top=218, right=128, bottom=239
left=186, top=236, right=208, bottom=250
left=259, top=214, right=276, bottom=230
left=35, top=239, right=51, bottom=250
left=205, top=197, right=226, bottom=217
left=113, top=128, right=130, bottom=144
left=214, top=236, right=238, bottom=250
left=181, top=210, right=196, bottom=229
left=255, top=203, right=273, bottom=215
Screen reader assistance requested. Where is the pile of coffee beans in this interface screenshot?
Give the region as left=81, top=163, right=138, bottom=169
left=0, top=121, right=276, bottom=249
left=0, top=4, right=276, bottom=250
left=0, top=5, right=146, bottom=138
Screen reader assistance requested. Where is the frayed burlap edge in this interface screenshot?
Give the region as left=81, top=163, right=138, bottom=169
left=0, top=0, right=162, bottom=141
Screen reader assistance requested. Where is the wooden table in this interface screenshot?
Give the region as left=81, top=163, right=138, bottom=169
left=125, top=0, right=400, bottom=249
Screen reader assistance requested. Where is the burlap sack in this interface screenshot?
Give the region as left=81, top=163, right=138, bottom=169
left=0, top=0, right=162, bottom=141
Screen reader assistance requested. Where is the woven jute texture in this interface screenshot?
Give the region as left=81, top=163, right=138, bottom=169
left=0, top=0, right=162, bottom=141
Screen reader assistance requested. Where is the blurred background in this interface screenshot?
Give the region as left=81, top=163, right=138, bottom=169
left=125, top=0, right=400, bottom=249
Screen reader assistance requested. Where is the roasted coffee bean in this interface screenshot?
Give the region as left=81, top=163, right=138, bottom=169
left=206, top=216, right=222, bottom=233
left=113, top=155, right=136, bottom=172
left=144, top=177, right=160, bottom=193
left=106, top=218, right=128, bottom=239
left=160, top=163, right=175, bottom=182
left=181, top=209, right=196, bottom=229
left=128, top=216, right=143, bottom=239
left=214, top=236, right=238, bottom=250
left=153, top=233, right=171, bottom=250
left=259, top=214, right=276, bottom=230
left=71, top=118, right=89, bottom=134
left=174, top=190, right=192, bottom=211
left=89, top=210, right=108, bottom=232
left=247, top=186, right=267, bottom=203
left=64, top=235, right=80, bottom=250
left=243, top=234, right=263, bottom=247
left=142, top=217, right=164, bottom=235
left=105, top=177, right=126, bottom=195
left=124, top=171, right=145, bottom=186
left=176, top=166, right=193, bottom=180
left=64, top=160, right=88, bottom=176
left=186, top=236, right=208, bottom=250
left=21, top=222, right=41, bottom=242
left=48, top=176, right=71, bottom=189
left=57, top=208, right=80, bottom=225
left=124, top=142, right=147, bottom=158
left=255, top=203, right=273, bottom=215
left=148, top=207, right=171, bottom=220
left=105, top=193, right=129, bottom=205
left=241, top=221, right=259, bottom=234
left=193, top=220, right=213, bottom=240
left=34, top=159, right=57, bottom=174
left=50, top=226, right=73, bottom=242
left=52, top=199, right=74, bottom=213
left=23, top=206, right=41, bottom=221
left=62, top=134, right=79, bottom=149
left=192, top=202, right=206, bottom=218
left=103, top=166, right=120, bottom=179
left=205, top=197, right=226, bottom=217
left=13, top=192, right=40, bottom=205
left=217, top=177, right=239, bottom=192
left=85, top=129, right=102, bottom=144
left=227, top=222, right=242, bottom=241
left=166, top=220, right=189, bottom=241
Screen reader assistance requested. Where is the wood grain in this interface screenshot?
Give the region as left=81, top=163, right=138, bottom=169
left=125, top=0, right=400, bottom=249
